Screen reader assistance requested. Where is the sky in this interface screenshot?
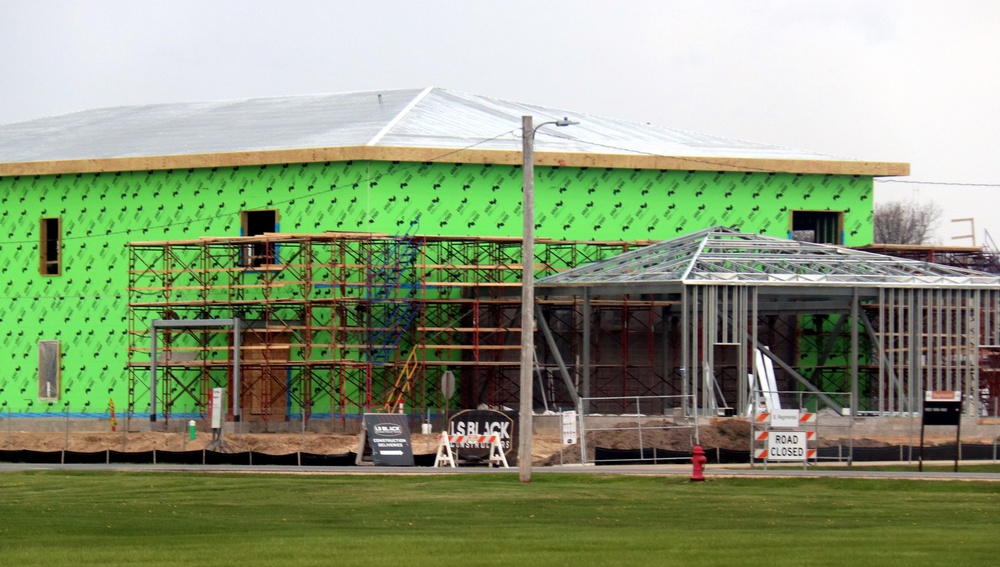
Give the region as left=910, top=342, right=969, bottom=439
left=2, top=1, right=998, bottom=244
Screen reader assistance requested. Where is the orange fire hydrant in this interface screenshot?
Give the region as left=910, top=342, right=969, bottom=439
left=690, top=445, right=707, bottom=482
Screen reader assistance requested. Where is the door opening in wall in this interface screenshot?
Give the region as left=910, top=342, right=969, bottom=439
left=241, top=210, right=279, bottom=266
left=790, top=210, right=844, bottom=244
left=40, top=217, right=61, bottom=275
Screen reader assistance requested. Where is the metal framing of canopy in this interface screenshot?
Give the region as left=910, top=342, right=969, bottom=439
left=536, top=227, right=1000, bottom=417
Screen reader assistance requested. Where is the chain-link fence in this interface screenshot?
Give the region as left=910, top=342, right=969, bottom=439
left=577, top=395, right=697, bottom=465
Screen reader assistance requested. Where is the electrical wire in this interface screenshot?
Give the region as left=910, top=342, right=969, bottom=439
left=0, top=130, right=520, bottom=302
left=874, top=179, right=1000, bottom=188
left=5, top=125, right=993, bottom=251
left=0, top=129, right=519, bottom=247
left=535, top=130, right=828, bottom=175
left=543, top=130, right=1000, bottom=188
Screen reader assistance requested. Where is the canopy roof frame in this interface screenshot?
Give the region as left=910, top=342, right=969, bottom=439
left=536, top=228, right=1000, bottom=418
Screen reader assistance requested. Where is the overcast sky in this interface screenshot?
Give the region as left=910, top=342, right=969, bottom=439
left=3, top=1, right=998, bottom=244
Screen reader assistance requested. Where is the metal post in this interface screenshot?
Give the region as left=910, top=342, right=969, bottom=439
left=636, top=396, right=643, bottom=459
left=702, top=287, right=711, bottom=417
left=909, top=289, right=919, bottom=414
left=64, top=403, right=70, bottom=450
left=879, top=288, right=887, bottom=415
left=851, top=288, right=859, bottom=418
left=663, top=307, right=673, bottom=415
left=582, top=289, right=591, bottom=415
left=736, top=287, right=747, bottom=416
left=150, top=322, right=158, bottom=422
left=955, top=394, right=963, bottom=473
left=233, top=318, right=242, bottom=422
left=535, top=303, right=580, bottom=408
left=751, top=286, right=758, bottom=417
left=559, top=409, right=564, bottom=466
left=681, top=287, right=689, bottom=417
left=518, top=115, right=535, bottom=483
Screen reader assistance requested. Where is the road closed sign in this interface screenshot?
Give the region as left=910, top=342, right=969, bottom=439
left=765, top=431, right=808, bottom=461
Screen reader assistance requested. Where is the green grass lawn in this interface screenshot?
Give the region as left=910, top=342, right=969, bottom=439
left=1, top=472, right=998, bottom=566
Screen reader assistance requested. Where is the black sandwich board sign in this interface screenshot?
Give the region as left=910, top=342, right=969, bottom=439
left=919, top=390, right=962, bottom=472
left=356, top=413, right=414, bottom=466
left=922, top=390, right=962, bottom=425
left=447, top=409, right=518, bottom=465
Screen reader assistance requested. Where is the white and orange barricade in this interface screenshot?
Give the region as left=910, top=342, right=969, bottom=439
left=754, top=411, right=816, bottom=425
left=433, top=433, right=509, bottom=468
left=754, top=430, right=817, bottom=460
left=752, top=408, right=819, bottom=464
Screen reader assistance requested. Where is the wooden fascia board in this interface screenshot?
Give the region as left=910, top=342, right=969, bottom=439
left=0, top=145, right=909, bottom=177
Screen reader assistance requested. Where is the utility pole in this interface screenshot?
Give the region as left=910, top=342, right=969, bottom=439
left=519, top=115, right=578, bottom=482
left=519, top=115, right=535, bottom=482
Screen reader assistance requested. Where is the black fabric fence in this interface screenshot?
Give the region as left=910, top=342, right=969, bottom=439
left=595, top=448, right=696, bottom=465
left=594, top=444, right=1000, bottom=465
left=109, top=450, right=154, bottom=464
left=155, top=450, right=205, bottom=465
left=3, top=446, right=994, bottom=467
left=0, top=449, right=437, bottom=467
left=63, top=450, right=109, bottom=464
left=298, top=452, right=358, bottom=467
left=204, top=451, right=252, bottom=466
left=413, top=453, right=438, bottom=467
left=250, top=452, right=300, bottom=466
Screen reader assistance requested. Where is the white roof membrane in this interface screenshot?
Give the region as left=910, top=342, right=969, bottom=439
left=0, top=87, right=854, bottom=165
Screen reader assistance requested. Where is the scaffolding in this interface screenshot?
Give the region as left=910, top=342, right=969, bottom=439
left=129, top=228, right=1000, bottom=426
left=857, top=244, right=1000, bottom=274
left=126, top=232, right=660, bottom=425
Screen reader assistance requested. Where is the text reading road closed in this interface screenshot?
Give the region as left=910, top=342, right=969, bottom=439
left=767, top=431, right=807, bottom=461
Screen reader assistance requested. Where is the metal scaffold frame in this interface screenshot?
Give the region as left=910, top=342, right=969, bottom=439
left=126, top=232, right=664, bottom=425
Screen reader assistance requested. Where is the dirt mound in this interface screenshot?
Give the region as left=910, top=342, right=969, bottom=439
left=0, top=421, right=974, bottom=466
left=0, top=431, right=560, bottom=465
left=540, top=418, right=752, bottom=466
left=537, top=418, right=974, bottom=465
left=1, top=431, right=371, bottom=455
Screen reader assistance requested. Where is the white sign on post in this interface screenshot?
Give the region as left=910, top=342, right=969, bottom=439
left=562, top=411, right=578, bottom=445
left=211, top=388, right=225, bottom=430
left=766, top=431, right=808, bottom=461
left=769, top=408, right=800, bottom=428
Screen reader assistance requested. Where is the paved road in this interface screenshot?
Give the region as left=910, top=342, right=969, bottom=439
left=2, top=462, right=999, bottom=481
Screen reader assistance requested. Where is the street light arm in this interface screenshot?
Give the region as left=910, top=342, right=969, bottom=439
left=529, top=117, right=580, bottom=139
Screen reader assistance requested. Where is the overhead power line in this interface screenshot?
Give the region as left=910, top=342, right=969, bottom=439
left=874, top=179, right=1000, bottom=188
left=0, top=129, right=518, bottom=247
left=2, top=126, right=994, bottom=250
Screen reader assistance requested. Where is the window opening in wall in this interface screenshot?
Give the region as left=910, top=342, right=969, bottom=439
left=790, top=210, right=844, bottom=244
left=40, top=217, right=61, bottom=275
left=38, top=340, right=61, bottom=402
left=241, top=210, right=279, bottom=267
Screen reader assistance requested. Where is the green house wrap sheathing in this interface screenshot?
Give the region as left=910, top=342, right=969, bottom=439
left=0, top=160, right=873, bottom=417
